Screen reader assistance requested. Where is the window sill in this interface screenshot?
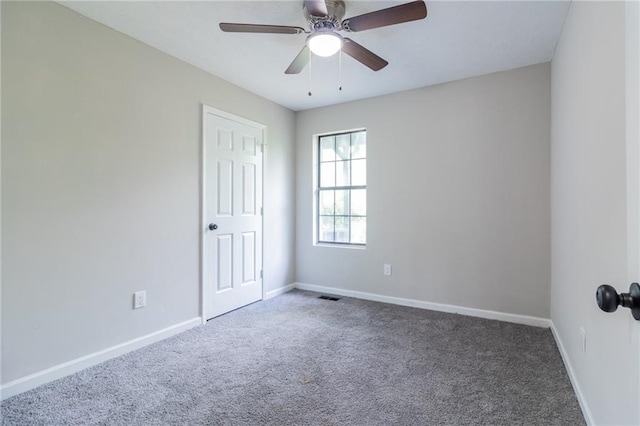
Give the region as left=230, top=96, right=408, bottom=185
left=314, top=243, right=367, bottom=250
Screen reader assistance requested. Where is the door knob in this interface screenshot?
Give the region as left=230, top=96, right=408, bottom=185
left=596, top=283, right=640, bottom=320
left=208, top=223, right=218, bottom=231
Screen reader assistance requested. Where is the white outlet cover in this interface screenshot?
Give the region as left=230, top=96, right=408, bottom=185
left=384, top=264, right=392, bottom=276
left=134, top=291, right=146, bottom=309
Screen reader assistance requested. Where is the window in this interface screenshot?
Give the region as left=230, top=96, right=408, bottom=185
left=317, top=130, right=366, bottom=245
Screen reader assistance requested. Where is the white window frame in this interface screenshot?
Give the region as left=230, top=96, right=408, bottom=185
left=314, top=129, right=367, bottom=247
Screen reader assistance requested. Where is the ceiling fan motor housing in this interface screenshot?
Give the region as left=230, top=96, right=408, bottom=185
left=304, top=0, right=346, bottom=31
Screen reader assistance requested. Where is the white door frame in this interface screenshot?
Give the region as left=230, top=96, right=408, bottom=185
left=626, top=1, right=640, bottom=422
left=200, top=105, right=267, bottom=324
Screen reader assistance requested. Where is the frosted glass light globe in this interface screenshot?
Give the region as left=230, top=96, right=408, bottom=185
left=307, top=32, right=343, bottom=57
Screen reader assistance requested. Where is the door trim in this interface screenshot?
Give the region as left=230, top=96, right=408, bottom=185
left=200, top=105, right=266, bottom=323
left=626, top=2, right=640, bottom=422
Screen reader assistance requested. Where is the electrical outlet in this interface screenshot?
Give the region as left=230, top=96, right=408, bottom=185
left=384, top=264, right=392, bottom=276
left=134, top=291, right=146, bottom=309
left=580, top=327, right=586, bottom=353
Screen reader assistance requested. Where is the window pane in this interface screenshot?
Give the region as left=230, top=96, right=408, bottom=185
left=335, top=160, right=350, bottom=187
left=319, top=190, right=335, bottom=215
left=351, top=217, right=366, bottom=244
left=335, top=190, right=350, bottom=215
left=351, top=131, right=366, bottom=159
left=351, top=159, right=366, bottom=186
left=351, top=189, right=366, bottom=216
left=320, top=162, right=335, bottom=187
left=320, top=216, right=334, bottom=242
left=320, top=136, right=335, bottom=162
left=335, top=216, right=349, bottom=243
left=336, top=134, right=350, bottom=160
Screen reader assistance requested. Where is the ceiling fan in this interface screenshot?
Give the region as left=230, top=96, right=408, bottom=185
left=219, top=0, right=427, bottom=74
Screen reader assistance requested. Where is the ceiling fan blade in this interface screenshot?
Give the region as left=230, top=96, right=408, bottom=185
left=342, top=1, right=427, bottom=32
left=342, top=38, right=388, bottom=71
left=219, top=23, right=306, bottom=34
left=304, top=0, right=328, bottom=17
left=285, top=46, right=310, bottom=74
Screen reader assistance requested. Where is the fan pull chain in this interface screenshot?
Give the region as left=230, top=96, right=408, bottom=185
left=339, top=49, right=343, bottom=92
left=308, top=49, right=312, bottom=97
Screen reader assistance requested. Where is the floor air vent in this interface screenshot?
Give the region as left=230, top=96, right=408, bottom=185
left=318, top=295, right=340, bottom=301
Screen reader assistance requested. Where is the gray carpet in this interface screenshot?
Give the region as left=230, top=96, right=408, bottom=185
left=1, top=290, right=584, bottom=425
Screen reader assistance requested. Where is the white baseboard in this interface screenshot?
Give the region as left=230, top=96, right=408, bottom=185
left=265, top=283, right=296, bottom=300
left=1, top=317, right=201, bottom=400
left=294, top=282, right=551, bottom=328
left=550, top=322, right=593, bottom=425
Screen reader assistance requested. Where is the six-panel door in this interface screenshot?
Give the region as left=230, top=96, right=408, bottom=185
left=204, top=110, right=263, bottom=319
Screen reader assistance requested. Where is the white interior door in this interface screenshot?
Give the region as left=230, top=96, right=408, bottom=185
left=203, top=107, right=263, bottom=320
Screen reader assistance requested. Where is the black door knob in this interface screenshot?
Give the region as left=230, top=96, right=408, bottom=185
left=596, top=283, right=640, bottom=320
left=208, top=223, right=218, bottom=231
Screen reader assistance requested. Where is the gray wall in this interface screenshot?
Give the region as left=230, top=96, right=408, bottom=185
left=295, top=63, right=551, bottom=318
left=1, top=1, right=296, bottom=384
left=551, top=2, right=639, bottom=424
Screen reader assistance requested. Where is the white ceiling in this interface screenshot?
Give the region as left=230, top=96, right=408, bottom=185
left=58, top=0, right=570, bottom=111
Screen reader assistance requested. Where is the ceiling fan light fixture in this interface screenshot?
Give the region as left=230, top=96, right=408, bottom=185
left=307, top=31, right=343, bottom=57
